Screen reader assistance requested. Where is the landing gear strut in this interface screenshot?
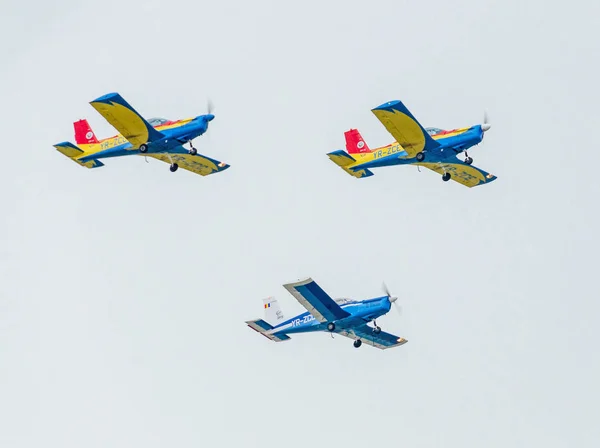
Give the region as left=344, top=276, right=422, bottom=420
left=373, top=320, right=382, bottom=334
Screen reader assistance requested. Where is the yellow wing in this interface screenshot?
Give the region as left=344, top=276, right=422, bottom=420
left=147, top=153, right=230, bottom=177
left=371, top=100, right=441, bottom=158
left=419, top=161, right=497, bottom=188
left=89, top=92, right=165, bottom=148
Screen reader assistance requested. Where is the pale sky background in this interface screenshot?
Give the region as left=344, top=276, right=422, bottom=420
left=1, top=0, right=599, bottom=447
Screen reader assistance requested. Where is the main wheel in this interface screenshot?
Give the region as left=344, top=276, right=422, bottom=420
left=353, top=339, right=362, bottom=348
left=170, top=163, right=179, bottom=172
left=416, top=152, right=425, bottom=162
left=327, top=322, right=336, bottom=332
left=374, top=326, right=381, bottom=334
left=442, top=172, right=451, bottom=182
left=139, top=144, right=148, bottom=153
left=465, top=156, right=473, bottom=165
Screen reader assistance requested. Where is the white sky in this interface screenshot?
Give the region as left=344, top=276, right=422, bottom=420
left=1, top=1, right=599, bottom=447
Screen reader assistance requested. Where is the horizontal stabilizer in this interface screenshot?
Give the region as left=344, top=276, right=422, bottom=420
left=246, top=319, right=290, bottom=342
left=327, top=150, right=374, bottom=179
left=53, top=141, right=104, bottom=169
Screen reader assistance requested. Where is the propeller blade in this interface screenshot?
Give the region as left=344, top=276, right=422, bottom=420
left=392, top=301, right=403, bottom=316
left=382, top=281, right=391, bottom=298
left=482, top=110, right=491, bottom=132
left=207, top=98, right=214, bottom=115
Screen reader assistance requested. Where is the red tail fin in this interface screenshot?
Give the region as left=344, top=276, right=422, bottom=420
left=74, top=119, right=99, bottom=144
left=344, top=129, right=371, bottom=154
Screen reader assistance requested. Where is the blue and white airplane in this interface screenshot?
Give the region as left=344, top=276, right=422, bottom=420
left=246, top=277, right=407, bottom=349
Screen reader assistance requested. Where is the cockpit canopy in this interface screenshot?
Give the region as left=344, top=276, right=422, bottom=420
left=425, top=127, right=445, bottom=136
left=148, top=117, right=170, bottom=126
left=334, top=297, right=356, bottom=305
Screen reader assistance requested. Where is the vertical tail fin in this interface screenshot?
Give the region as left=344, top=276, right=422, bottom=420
left=263, top=297, right=284, bottom=324
left=344, top=129, right=371, bottom=154
left=74, top=119, right=99, bottom=144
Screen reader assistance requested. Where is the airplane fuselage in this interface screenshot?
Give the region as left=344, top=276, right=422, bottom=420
left=354, top=124, right=486, bottom=171
left=269, top=296, right=392, bottom=336
left=79, top=115, right=212, bottom=163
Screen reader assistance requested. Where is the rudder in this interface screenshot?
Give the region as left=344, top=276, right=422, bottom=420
left=263, top=297, right=284, bottom=324
left=344, top=129, right=371, bottom=154
left=74, top=119, right=99, bottom=144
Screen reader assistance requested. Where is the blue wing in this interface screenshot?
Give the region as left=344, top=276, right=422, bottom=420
left=283, top=278, right=351, bottom=323
left=339, top=325, right=408, bottom=350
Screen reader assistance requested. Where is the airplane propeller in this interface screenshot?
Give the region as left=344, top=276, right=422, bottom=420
left=382, top=281, right=402, bottom=316
left=482, top=110, right=491, bottom=132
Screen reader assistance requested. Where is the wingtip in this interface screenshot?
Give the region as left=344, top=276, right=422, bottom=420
left=372, top=99, right=401, bottom=111
left=90, top=92, right=119, bottom=104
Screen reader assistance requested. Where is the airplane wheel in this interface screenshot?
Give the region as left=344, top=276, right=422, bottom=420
left=465, top=157, right=473, bottom=165
left=170, top=163, right=179, bottom=172
left=189, top=148, right=197, bottom=155
left=139, top=144, right=148, bottom=153
left=442, top=172, right=451, bottom=182
left=374, top=326, right=381, bottom=334
left=353, top=339, right=362, bottom=348
left=327, top=322, right=336, bottom=332
left=416, top=152, right=425, bottom=162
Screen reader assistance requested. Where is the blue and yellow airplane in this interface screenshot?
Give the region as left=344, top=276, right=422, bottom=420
left=246, top=278, right=407, bottom=350
left=327, top=99, right=496, bottom=187
left=53, top=92, right=229, bottom=177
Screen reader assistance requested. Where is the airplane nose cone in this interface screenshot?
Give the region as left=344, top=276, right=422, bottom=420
left=481, top=123, right=491, bottom=132
left=205, top=114, right=215, bottom=122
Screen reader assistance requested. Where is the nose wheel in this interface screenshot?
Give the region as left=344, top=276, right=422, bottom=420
left=188, top=142, right=198, bottom=155
left=464, top=152, right=473, bottom=165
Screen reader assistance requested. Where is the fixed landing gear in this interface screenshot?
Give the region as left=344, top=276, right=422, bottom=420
left=442, top=172, right=451, bottom=182
left=327, top=322, right=336, bottom=332
left=464, top=152, right=473, bottom=165
left=416, top=151, right=425, bottom=162
left=188, top=142, right=197, bottom=155
left=353, top=339, right=362, bottom=348
left=372, top=320, right=382, bottom=334
left=139, top=143, right=149, bottom=153
left=170, top=163, right=179, bottom=172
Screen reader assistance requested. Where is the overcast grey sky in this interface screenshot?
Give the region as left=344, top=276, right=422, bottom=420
left=1, top=0, right=599, bottom=446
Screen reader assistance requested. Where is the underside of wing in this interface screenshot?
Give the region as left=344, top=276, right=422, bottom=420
left=283, top=277, right=351, bottom=323
left=89, top=92, right=165, bottom=148
left=338, top=325, right=408, bottom=350
left=147, top=151, right=230, bottom=176
left=419, top=160, right=497, bottom=187
left=371, top=100, right=440, bottom=158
